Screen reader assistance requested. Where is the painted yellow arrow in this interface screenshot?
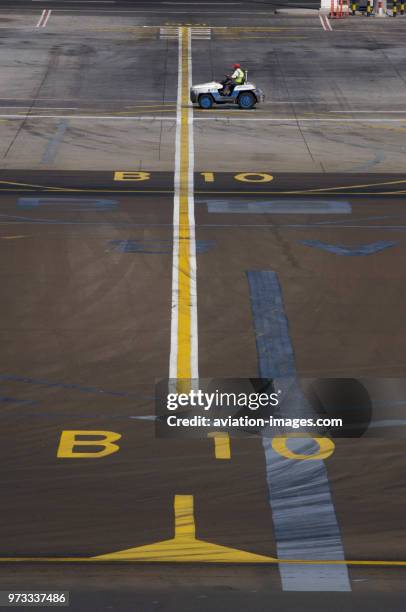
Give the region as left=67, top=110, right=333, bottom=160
left=93, top=495, right=275, bottom=563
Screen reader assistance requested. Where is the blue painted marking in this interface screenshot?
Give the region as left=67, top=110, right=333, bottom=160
left=17, top=198, right=118, bottom=211
left=0, top=374, right=152, bottom=400
left=4, top=211, right=406, bottom=232
left=247, top=271, right=350, bottom=592
left=0, top=396, right=38, bottom=405
left=41, top=119, right=69, bottom=165
left=203, top=200, right=352, bottom=214
left=373, top=399, right=406, bottom=409
left=0, top=213, right=140, bottom=226
left=109, top=239, right=214, bottom=254
left=246, top=271, right=295, bottom=378
left=300, top=239, right=398, bottom=256
left=369, top=419, right=406, bottom=427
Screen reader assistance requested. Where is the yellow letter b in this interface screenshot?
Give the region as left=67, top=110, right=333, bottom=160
left=57, top=430, right=121, bottom=459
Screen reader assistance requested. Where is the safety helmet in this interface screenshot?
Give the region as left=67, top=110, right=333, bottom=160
left=233, top=63, right=241, bottom=68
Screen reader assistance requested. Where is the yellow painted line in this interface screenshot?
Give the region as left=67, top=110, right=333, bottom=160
left=93, top=495, right=274, bottom=562
left=0, top=235, right=26, bottom=240
left=269, top=178, right=406, bottom=194
left=0, top=180, right=77, bottom=192
left=10, top=109, right=176, bottom=117
left=19, top=105, right=177, bottom=112
left=217, top=36, right=307, bottom=40
left=169, top=28, right=230, bottom=459
left=124, top=104, right=177, bottom=109
left=92, top=28, right=156, bottom=33
left=0, top=175, right=405, bottom=196
left=170, top=26, right=196, bottom=382
left=194, top=190, right=406, bottom=196
left=364, top=123, right=406, bottom=134
left=0, top=495, right=404, bottom=565
left=208, top=432, right=231, bottom=459
left=1, top=187, right=406, bottom=196
left=213, top=26, right=300, bottom=31
left=101, top=109, right=176, bottom=116
left=0, top=189, right=176, bottom=194
left=0, top=557, right=404, bottom=566
left=1, top=189, right=406, bottom=197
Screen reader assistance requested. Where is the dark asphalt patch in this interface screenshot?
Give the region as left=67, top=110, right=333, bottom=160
left=1, top=171, right=406, bottom=195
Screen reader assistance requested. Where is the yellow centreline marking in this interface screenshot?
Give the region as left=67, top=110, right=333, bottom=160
left=172, top=28, right=230, bottom=459
left=176, top=26, right=193, bottom=381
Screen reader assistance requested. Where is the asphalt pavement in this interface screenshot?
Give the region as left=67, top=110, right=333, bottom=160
left=0, top=0, right=320, bottom=12
left=0, top=2, right=406, bottom=611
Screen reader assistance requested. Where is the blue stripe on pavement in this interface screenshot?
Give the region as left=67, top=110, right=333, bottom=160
left=41, top=119, right=69, bottom=165
left=247, top=271, right=295, bottom=378
left=0, top=374, right=152, bottom=399
left=0, top=396, right=38, bottom=405
left=204, top=200, right=352, bottom=214
left=300, top=239, right=398, bottom=256
left=17, top=198, right=118, bottom=211
left=247, top=270, right=351, bottom=592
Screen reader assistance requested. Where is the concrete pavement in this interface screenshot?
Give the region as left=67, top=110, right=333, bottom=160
left=0, top=13, right=406, bottom=170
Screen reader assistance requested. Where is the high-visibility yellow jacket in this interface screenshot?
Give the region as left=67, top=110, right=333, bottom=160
left=232, top=68, right=245, bottom=84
